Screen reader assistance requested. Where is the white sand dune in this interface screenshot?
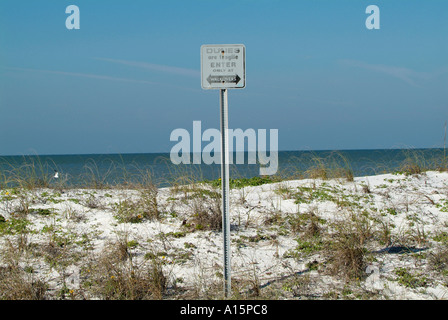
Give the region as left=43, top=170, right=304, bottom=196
left=1, top=171, right=448, bottom=299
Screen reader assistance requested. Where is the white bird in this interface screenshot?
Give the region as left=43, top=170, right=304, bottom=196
left=54, top=170, right=59, bottom=179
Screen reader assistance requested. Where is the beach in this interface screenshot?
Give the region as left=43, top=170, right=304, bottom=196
left=1, top=170, right=448, bottom=300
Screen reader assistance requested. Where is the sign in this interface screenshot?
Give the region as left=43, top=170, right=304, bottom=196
left=201, top=44, right=245, bottom=89
left=201, top=43, right=246, bottom=297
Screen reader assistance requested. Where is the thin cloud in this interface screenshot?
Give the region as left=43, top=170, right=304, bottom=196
left=339, top=59, right=437, bottom=87
left=95, top=58, right=200, bottom=78
left=1, top=66, right=159, bottom=85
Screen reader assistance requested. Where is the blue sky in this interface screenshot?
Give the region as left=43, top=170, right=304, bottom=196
left=0, top=0, right=447, bottom=156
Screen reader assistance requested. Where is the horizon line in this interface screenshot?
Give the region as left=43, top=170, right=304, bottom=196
left=0, top=146, right=445, bottom=158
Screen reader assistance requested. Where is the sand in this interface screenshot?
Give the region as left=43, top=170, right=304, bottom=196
left=1, top=171, right=448, bottom=299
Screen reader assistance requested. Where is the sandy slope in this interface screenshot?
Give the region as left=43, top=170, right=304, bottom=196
left=1, top=171, right=448, bottom=299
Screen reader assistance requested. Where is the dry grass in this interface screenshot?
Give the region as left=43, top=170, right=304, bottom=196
left=81, top=238, right=168, bottom=300
left=113, top=187, right=159, bottom=223
left=0, top=265, right=48, bottom=300
left=1, top=151, right=448, bottom=300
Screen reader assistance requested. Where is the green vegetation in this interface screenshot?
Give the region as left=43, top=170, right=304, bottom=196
left=436, top=199, right=448, bottom=212
left=0, top=217, right=30, bottom=235
left=113, top=188, right=159, bottom=223
left=0, top=148, right=447, bottom=300
left=204, top=176, right=280, bottom=189
left=394, top=268, right=429, bottom=288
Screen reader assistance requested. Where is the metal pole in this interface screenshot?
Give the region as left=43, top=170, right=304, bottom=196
left=219, top=88, right=231, bottom=298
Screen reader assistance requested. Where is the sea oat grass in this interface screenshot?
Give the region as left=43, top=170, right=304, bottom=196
left=81, top=237, right=168, bottom=300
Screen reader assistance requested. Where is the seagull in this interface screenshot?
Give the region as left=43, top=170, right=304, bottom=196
left=53, top=170, right=59, bottom=179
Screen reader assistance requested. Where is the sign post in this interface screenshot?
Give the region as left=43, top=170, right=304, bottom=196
left=201, top=44, right=246, bottom=298
left=220, top=87, right=231, bottom=297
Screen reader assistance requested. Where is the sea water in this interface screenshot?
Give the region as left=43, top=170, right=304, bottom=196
left=0, top=148, right=445, bottom=188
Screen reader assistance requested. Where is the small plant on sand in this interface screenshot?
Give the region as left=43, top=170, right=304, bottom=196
left=205, top=176, right=279, bottom=189
left=428, top=245, right=448, bottom=279
left=184, top=198, right=222, bottom=231
left=0, top=265, right=48, bottom=299
left=302, top=152, right=354, bottom=182
left=325, top=211, right=373, bottom=281
left=181, top=186, right=222, bottom=232
left=113, top=187, right=159, bottom=223
left=82, top=239, right=167, bottom=299
left=288, top=208, right=323, bottom=238
left=394, top=267, right=428, bottom=289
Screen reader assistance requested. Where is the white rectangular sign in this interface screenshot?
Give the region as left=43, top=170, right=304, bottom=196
left=201, top=44, right=245, bottom=89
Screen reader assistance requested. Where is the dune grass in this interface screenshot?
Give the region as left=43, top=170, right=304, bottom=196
left=0, top=148, right=447, bottom=300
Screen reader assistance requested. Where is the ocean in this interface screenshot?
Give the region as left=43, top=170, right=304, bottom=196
left=0, top=148, right=446, bottom=188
